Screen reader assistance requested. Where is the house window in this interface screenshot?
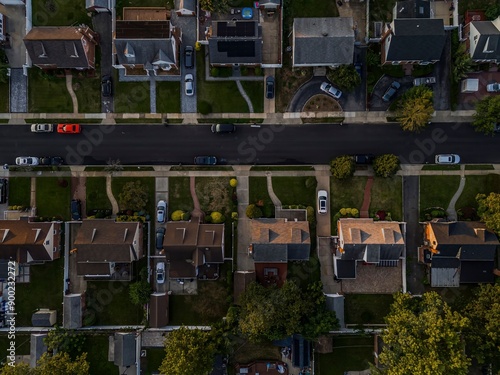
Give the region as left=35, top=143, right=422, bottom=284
left=133, top=240, right=137, bottom=245
left=53, top=247, right=57, bottom=252
left=45, top=240, right=50, bottom=245
left=474, top=35, right=478, bottom=41
left=53, top=230, right=57, bottom=235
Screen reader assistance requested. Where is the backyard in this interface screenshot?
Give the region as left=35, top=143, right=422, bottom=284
left=419, top=175, right=461, bottom=217
left=28, top=70, right=72, bottom=113
left=32, top=0, right=89, bottom=26
left=36, top=177, right=71, bottom=219
left=344, top=294, right=394, bottom=325
left=86, top=177, right=112, bottom=212
left=143, top=348, right=165, bottom=375
left=84, top=334, right=120, bottom=375
left=7, top=177, right=31, bottom=206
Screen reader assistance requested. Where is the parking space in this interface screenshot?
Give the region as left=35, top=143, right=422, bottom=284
left=369, top=75, right=413, bottom=111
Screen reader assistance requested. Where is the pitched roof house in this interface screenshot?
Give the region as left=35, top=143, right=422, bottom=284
left=0, top=220, right=62, bottom=264
left=24, top=26, right=98, bottom=70
left=419, top=221, right=498, bottom=287
left=380, top=18, right=446, bottom=65
left=292, top=17, right=355, bottom=67
left=31, top=309, right=56, bottom=327
left=250, top=218, right=310, bottom=287
left=111, top=332, right=136, bottom=367
left=149, top=292, right=169, bottom=328
left=163, top=219, right=224, bottom=279
left=463, top=16, right=500, bottom=63
left=113, top=7, right=181, bottom=77
left=335, top=218, right=405, bottom=279
left=73, top=220, right=143, bottom=279
left=207, top=20, right=263, bottom=66
left=175, top=0, right=195, bottom=16
left=63, top=293, right=83, bottom=329
left=30, top=334, right=47, bottom=368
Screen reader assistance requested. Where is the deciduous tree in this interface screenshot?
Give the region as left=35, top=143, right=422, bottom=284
left=330, top=155, right=355, bottom=180
left=36, top=352, right=89, bottom=375
left=476, top=192, right=500, bottom=233
left=326, top=65, right=361, bottom=92
left=199, top=0, right=229, bottom=14
left=245, top=204, right=262, bottom=219
left=396, top=86, right=434, bottom=132
left=452, top=43, right=473, bottom=83
left=118, top=181, right=149, bottom=211
left=372, top=154, right=400, bottom=178
left=472, top=95, right=500, bottom=135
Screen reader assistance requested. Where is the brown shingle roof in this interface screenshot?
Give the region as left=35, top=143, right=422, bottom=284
left=251, top=219, right=310, bottom=244
left=429, top=221, right=499, bottom=245
left=149, top=293, right=169, bottom=328
left=164, top=221, right=199, bottom=248
left=339, top=218, right=404, bottom=245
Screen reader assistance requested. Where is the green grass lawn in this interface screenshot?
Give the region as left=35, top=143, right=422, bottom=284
left=287, top=0, right=338, bottom=19
left=7, top=177, right=31, bottom=206
left=85, top=281, right=144, bottom=325
left=111, top=177, right=155, bottom=215
left=144, top=348, right=165, bottom=375
left=331, top=177, right=367, bottom=214
left=249, top=177, right=272, bottom=205
left=232, top=339, right=281, bottom=364
left=195, top=177, right=236, bottom=216
left=422, top=164, right=461, bottom=171
left=84, top=335, right=119, bottom=375
left=0, top=334, right=31, bottom=363
left=36, top=177, right=71, bottom=219
left=73, top=74, right=101, bottom=113
left=240, top=81, right=264, bottom=113
left=419, top=175, right=461, bottom=213
left=0, top=82, right=8, bottom=112
left=168, top=177, right=193, bottom=215
left=456, top=174, right=500, bottom=209
left=272, top=176, right=316, bottom=206
left=28, top=70, right=72, bottom=113
left=32, top=0, right=89, bottom=26
left=370, top=176, right=403, bottom=221
left=113, top=76, right=151, bottom=113
left=156, top=81, right=181, bottom=113
left=316, top=335, right=374, bottom=375
left=16, top=257, right=64, bottom=326
left=86, top=177, right=112, bottom=211
left=344, top=294, right=394, bottom=325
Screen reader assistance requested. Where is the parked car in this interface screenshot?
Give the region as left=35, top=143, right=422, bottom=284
left=101, top=75, right=112, bottom=97
left=317, top=190, right=328, bottom=214
left=354, top=63, right=362, bottom=77
left=266, top=76, right=275, bottom=99
left=15, top=156, right=39, bottom=166
left=320, top=82, right=342, bottom=99
left=40, top=156, right=64, bottom=166
left=353, top=154, right=375, bottom=164
left=382, top=81, right=401, bottom=102
left=435, top=154, right=460, bottom=164
left=30, top=123, right=54, bottom=133
left=413, top=77, right=436, bottom=86
left=486, top=82, right=500, bottom=92
left=184, top=46, right=194, bottom=69
left=156, top=262, right=165, bottom=284
left=156, top=227, right=166, bottom=250
left=0, top=179, right=7, bottom=204
left=157, top=200, right=167, bottom=223
left=184, top=74, right=194, bottom=96
left=194, top=156, right=217, bottom=165
left=71, top=199, right=82, bottom=220
left=211, top=123, right=236, bottom=134
left=57, top=124, right=81, bottom=134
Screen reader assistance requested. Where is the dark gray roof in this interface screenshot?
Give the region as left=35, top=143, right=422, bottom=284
left=387, top=19, right=446, bottom=62
left=287, top=244, right=310, bottom=261
left=460, top=245, right=496, bottom=260
left=115, top=39, right=175, bottom=67
left=431, top=257, right=460, bottom=269
left=0, top=259, right=9, bottom=279
left=292, top=334, right=311, bottom=368
left=341, top=244, right=403, bottom=261
left=293, top=17, right=354, bottom=66
left=208, top=39, right=262, bottom=65
left=325, top=294, right=344, bottom=328
left=253, top=243, right=288, bottom=262
left=30, top=334, right=47, bottom=368
left=470, top=21, right=500, bottom=61
left=31, top=310, right=56, bottom=327
left=460, top=260, right=495, bottom=283
left=114, top=332, right=136, bottom=367
left=335, top=259, right=356, bottom=279
left=85, top=0, right=109, bottom=9
left=63, top=294, right=82, bottom=329
left=395, top=0, right=430, bottom=19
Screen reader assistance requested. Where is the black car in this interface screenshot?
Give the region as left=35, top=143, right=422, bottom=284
left=101, top=75, right=112, bottom=97
left=194, top=156, right=217, bottom=165
left=211, top=123, right=236, bottom=134
left=0, top=179, right=7, bottom=204
left=155, top=227, right=166, bottom=250
left=353, top=154, right=375, bottom=164
left=266, top=76, right=275, bottom=99
left=184, top=46, right=194, bottom=69
left=382, top=81, right=401, bottom=102
left=71, top=199, right=82, bottom=220
left=40, top=156, right=64, bottom=166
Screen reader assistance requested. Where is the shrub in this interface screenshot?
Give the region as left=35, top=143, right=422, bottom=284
left=210, top=211, right=225, bottom=223
left=246, top=204, right=262, bottom=219
left=210, top=67, right=219, bottom=77
left=262, top=204, right=274, bottom=218
left=230, top=178, right=238, bottom=188
left=171, top=210, right=185, bottom=221
left=373, top=154, right=400, bottom=178
left=241, top=66, right=248, bottom=76
left=231, top=212, right=238, bottom=220
left=255, top=67, right=262, bottom=76
left=195, top=41, right=202, bottom=51
left=204, top=215, right=213, bottom=223
left=351, top=208, right=359, bottom=217
left=182, top=212, right=191, bottom=221
left=330, top=155, right=355, bottom=180
left=199, top=100, right=212, bottom=115
left=340, top=208, right=347, bottom=216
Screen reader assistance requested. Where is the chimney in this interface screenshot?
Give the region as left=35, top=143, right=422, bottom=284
left=91, top=228, right=97, bottom=243
left=474, top=228, right=486, bottom=242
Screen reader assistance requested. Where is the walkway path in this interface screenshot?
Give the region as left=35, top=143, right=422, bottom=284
left=30, top=177, right=36, bottom=208
left=235, top=80, right=254, bottom=113
left=234, top=166, right=254, bottom=271
left=65, top=71, right=78, bottom=113
left=150, top=77, right=157, bottom=114
left=360, top=176, right=374, bottom=218
left=446, top=165, right=466, bottom=221
left=265, top=172, right=281, bottom=207
left=189, top=176, right=204, bottom=220
left=105, top=175, right=119, bottom=215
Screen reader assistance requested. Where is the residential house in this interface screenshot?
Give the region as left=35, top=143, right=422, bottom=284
left=393, top=0, right=430, bottom=19
left=249, top=218, right=310, bottom=287
left=63, top=293, right=83, bottom=329
left=175, top=0, right=195, bottom=17
left=111, top=332, right=136, bottom=368
left=31, top=309, right=56, bottom=327
left=113, top=7, right=181, bottom=77
left=163, top=219, right=224, bottom=279
left=292, top=17, right=354, bottom=67
left=149, top=292, right=168, bottom=328
left=24, top=26, right=98, bottom=70
left=334, top=218, right=405, bottom=280
left=85, top=0, right=111, bottom=13
left=0, top=219, right=62, bottom=264
left=419, top=221, right=498, bottom=287
left=0, top=13, right=6, bottom=46
left=29, top=334, right=47, bottom=368
left=73, top=220, right=143, bottom=279
left=380, top=18, right=446, bottom=65
left=233, top=270, right=256, bottom=304
left=463, top=15, right=500, bottom=64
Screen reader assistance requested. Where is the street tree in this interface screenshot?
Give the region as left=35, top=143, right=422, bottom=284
left=118, top=180, right=149, bottom=211
left=396, top=86, right=434, bottom=132
left=326, top=65, right=361, bottom=92
left=159, top=327, right=217, bottom=375
left=330, top=155, right=355, bottom=180
left=476, top=192, right=500, bottom=233
left=472, top=95, right=500, bottom=135
left=372, top=154, right=400, bottom=178
left=378, top=292, right=470, bottom=375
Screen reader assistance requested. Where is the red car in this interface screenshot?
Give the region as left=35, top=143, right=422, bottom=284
left=57, top=124, right=81, bottom=134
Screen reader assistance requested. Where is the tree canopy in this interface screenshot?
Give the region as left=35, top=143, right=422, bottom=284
left=0, top=352, right=90, bottom=375
left=379, top=292, right=470, bottom=375
left=159, top=327, right=217, bottom=375
left=476, top=192, right=500, bottom=233
left=396, top=86, right=434, bottom=132
left=372, top=154, right=400, bottom=178
left=199, top=0, right=229, bottom=14
left=472, top=95, right=500, bottom=135
left=118, top=180, right=149, bottom=211
left=326, top=65, right=361, bottom=92
left=330, top=155, right=355, bottom=180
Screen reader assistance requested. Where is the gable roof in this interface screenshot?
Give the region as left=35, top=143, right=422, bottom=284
left=431, top=257, right=460, bottom=287
left=429, top=221, right=499, bottom=246
left=386, top=19, right=446, bottom=62
left=469, top=17, right=500, bottom=61
left=293, top=17, right=355, bottom=66
left=63, top=294, right=82, bottom=329
left=30, top=334, right=47, bottom=369
left=113, top=332, right=136, bottom=367
left=32, top=309, right=56, bottom=327
left=149, top=293, right=169, bottom=328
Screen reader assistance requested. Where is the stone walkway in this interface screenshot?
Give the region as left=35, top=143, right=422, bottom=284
left=65, top=71, right=78, bottom=113
left=150, top=77, right=157, bottom=114
left=360, top=176, right=374, bottom=218
left=236, top=80, right=254, bottom=113
left=105, top=175, right=119, bottom=215
left=265, top=172, right=281, bottom=207
left=189, top=176, right=204, bottom=220
left=446, top=165, right=466, bottom=221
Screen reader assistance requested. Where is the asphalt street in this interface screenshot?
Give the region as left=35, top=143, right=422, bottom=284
left=0, top=122, right=498, bottom=166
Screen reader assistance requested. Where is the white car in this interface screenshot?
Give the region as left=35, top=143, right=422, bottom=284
left=185, top=74, right=194, bottom=96
left=317, top=190, right=328, bottom=214
left=157, top=200, right=167, bottom=223
left=156, top=262, right=165, bottom=284
left=320, top=82, right=342, bottom=99
left=30, top=123, right=54, bottom=133
left=486, top=83, right=499, bottom=92
left=16, top=156, right=39, bottom=166
left=435, top=154, right=460, bottom=164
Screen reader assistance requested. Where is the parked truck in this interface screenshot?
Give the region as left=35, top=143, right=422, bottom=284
left=413, top=77, right=436, bottom=86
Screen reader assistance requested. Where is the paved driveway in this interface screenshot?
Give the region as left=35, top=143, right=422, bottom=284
left=10, top=69, right=27, bottom=113
left=175, top=15, right=197, bottom=113
left=433, top=30, right=451, bottom=110
left=342, top=46, right=367, bottom=111
left=92, top=12, right=114, bottom=113
left=369, top=75, right=413, bottom=111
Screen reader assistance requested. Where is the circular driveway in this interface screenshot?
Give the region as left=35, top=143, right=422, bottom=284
left=287, top=77, right=330, bottom=112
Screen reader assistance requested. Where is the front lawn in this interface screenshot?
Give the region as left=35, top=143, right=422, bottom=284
left=73, top=74, right=101, bottom=113
left=419, top=176, right=461, bottom=214
left=195, top=177, right=236, bottom=216
left=168, top=177, right=193, bottom=214
left=248, top=177, right=272, bottom=206
left=316, top=335, right=374, bottom=375
left=156, top=81, right=181, bottom=113
left=111, top=177, right=156, bottom=216
left=240, top=81, right=264, bottom=113
left=28, top=70, right=72, bottom=113
left=36, top=177, right=71, bottom=219
left=272, top=176, right=316, bottom=206
left=370, top=176, right=403, bottom=221
left=86, top=177, right=112, bottom=211
left=344, top=294, right=394, bottom=325
left=0, top=82, right=8, bottom=113
left=456, top=174, right=500, bottom=209
left=331, top=176, right=367, bottom=213
left=32, top=0, right=89, bottom=26
left=7, top=177, right=31, bottom=206
left=84, top=335, right=119, bottom=375
left=16, top=257, right=64, bottom=326
left=113, top=77, right=151, bottom=114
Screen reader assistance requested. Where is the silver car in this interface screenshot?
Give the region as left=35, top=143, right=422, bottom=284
left=435, top=154, right=460, bottom=164
left=317, top=190, right=328, bottom=214
left=185, top=74, right=194, bottom=96
left=31, top=123, right=54, bottom=133
left=486, top=83, right=499, bottom=92
left=320, top=82, right=342, bottom=99
left=156, top=262, right=165, bottom=284
left=16, top=156, right=39, bottom=166
left=157, top=200, right=167, bottom=223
